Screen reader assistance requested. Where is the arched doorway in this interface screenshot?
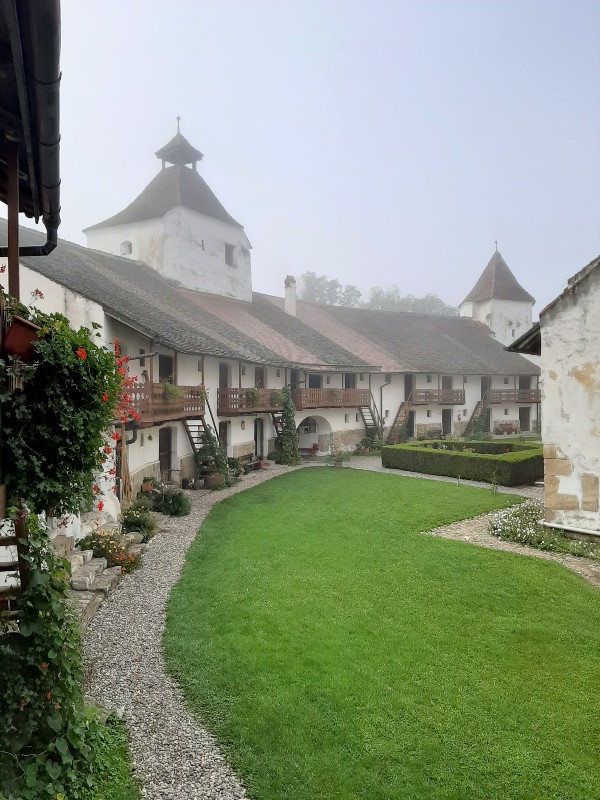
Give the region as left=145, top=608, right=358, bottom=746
left=297, top=415, right=333, bottom=455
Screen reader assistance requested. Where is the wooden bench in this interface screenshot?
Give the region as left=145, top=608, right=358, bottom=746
left=241, top=455, right=263, bottom=473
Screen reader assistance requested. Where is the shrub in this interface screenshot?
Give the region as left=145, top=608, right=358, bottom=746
left=228, top=457, right=244, bottom=477
left=269, top=389, right=284, bottom=406
left=279, top=386, right=300, bottom=466
left=162, top=379, right=182, bottom=400
left=152, top=488, right=191, bottom=516
left=77, top=528, right=141, bottom=573
left=247, top=387, right=261, bottom=407
left=0, top=511, right=106, bottom=799
left=120, top=504, right=154, bottom=542
left=490, top=502, right=600, bottom=559
left=382, top=442, right=543, bottom=486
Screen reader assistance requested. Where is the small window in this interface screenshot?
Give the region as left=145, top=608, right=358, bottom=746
left=504, top=408, right=509, bottom=415
left=359, top=373, right=364, bottom=381
left=344, top=414, right=349, bottom=423
left=512, top=329, right=516, bottom=337
left=198, top=359, right=202, bottom=372
left=120, top=240, right=132, bottom=255
left=355, top=413, right=359, bottom=422
left=385, top=409, right=390, bottom=418
left=427, top=409, right=432, bottom=418
left=463, top=409, right=467, bottom=416
left=426, top=375, right=432, bottom=383
left=139, top=348, right=145, bottom=367
left=463, top=376, right=468, bottom=383
left=385, top=374, right=392, bottom=383
left=241, top=420, right=245, bottom=430
left=504, top=377, right=509, bottom=385
left=225, top=243, right=235, bottom=266
left=326, top=376, right=331, bottom=385
left=241, top=365, right=246, bottom=376
left=276, top=368, right=280, bottom=378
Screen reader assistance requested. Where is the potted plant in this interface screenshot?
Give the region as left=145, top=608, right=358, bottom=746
left=2, top=315, right=42, bottom=362
left=247, top=386, right=261, bottom=407
left=327, top=448, right=352, bottom=467
left=163, top=378, right=183, bottom=401
left=269, top=389, right=284, bottom=406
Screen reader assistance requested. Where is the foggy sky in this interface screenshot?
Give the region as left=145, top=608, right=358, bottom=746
left=19, top=1, right=600, bottom=314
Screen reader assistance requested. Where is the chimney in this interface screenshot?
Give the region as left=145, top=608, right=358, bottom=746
left=284, top=275, right=297, bottom=316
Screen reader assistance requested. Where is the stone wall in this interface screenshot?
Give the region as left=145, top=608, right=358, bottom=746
left=332, top=428, right=363, bottom=452
left=544, top=445, right=599, bottom=525
left=232, top=440, right=255, bottom=458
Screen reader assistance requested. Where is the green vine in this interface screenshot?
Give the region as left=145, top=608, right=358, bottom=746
left=278, top=386, right=300, bottom=466
left=0, top=303, right=123, bottom=515
left=0, top=510, right=104, bottom=800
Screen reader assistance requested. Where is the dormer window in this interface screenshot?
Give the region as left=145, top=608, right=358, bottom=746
left=120, top=241, right=132, bottom=255
left=225, top=243, right=235, bottom=266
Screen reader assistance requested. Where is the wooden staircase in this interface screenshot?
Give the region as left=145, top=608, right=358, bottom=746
left=359, top=395, right=383, bottom=441
left=464, top=397, right=486, bottom=437
left=386, top=400, right=411, bottom=444
left=183, top=397, right=220, bottom=469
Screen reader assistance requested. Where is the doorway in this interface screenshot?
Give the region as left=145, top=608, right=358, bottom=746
left=406, top=410, right=415, bottom=438
left=343, top=373, right=356, bottom=389
left=254, top=418, right=264, bottom=457
left=159, top=427, right=172, bottom=481
left=481, top=376, right=490, bottom=399
left=219, top=363, right=229, bottom=390
left=519, top=407, right=531, bottom=432
left=255, top=366, right=265, bottom=388
left=404, top=374, right=414, bottom=401
left=442, top=409, right=452, bottom=436
left=308, top=373, right=322, bottom=389
left=159, top=354, right=173, bottom=382
left=518, top=375, right=531, bottom=390
left=290, top=369, right=301, bottom=389
left=218, top=422, right=228, bottom=451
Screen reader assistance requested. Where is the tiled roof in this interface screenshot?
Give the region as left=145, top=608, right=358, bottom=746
left=83, top=165, right=242, bottom=232
left=4, top=221, right=539, bottom=376
left=462, top=251, right=535, bottom=304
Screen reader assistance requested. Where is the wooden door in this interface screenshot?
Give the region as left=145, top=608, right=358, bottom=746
left=442, top=408, right=452, bottom=436
left=254, top=418, right=264, bottom=457
left=481, top=376, right=490, bottom=399
left=441, top=375, right=452, bottom=390
left=404, top=374, right=414, bottom=401
left=159, top=427, right=172, bottom=480
left=219, top=363, right=229, bottom=390
left=519, top=407, right=531, bottom=432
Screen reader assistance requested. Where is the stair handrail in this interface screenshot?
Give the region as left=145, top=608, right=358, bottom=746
left=205, top=394, right=220, bottom=445
left=369, top=392, right=384, bottom=437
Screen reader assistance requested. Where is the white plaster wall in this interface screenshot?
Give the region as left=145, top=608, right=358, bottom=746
left=85, top=218, right=165, bottom=268
left=177, top=353, right=204, bottom=386
left=542, top=273, right=600, bottom=531
left=470, top=298, right=533, bottom=347
left=163, top=207, right=252, bottom=301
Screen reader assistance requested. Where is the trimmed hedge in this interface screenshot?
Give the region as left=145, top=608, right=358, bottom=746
left=419, top=440, right=541, bottom=455
left=382, top=442, right=543, bottom=486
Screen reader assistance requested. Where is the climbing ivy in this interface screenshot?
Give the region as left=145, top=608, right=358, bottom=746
left=278, top=386, right=300, bottom=466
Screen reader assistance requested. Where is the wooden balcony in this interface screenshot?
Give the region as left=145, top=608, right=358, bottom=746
left=411, top=389, right=466, bottom=405
left=217, top=387, right=285, bottom=415
left=132, top=383, right=205, bottom=426
left=488, top=389, right=541, bottom=404
left=292, top=388, right=371, bottom=411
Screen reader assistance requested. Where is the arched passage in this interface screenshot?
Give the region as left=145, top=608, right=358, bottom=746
left=297, top=415, right=333, bottom=455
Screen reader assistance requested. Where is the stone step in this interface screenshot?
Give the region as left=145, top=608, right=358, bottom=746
left=92, top=566, right=123, bottom=597
left=70, top=557, right=107, bottom=591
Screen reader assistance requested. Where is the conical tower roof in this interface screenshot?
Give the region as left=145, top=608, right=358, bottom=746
left=461, top=251, right=534, bottom=304
left=84, top=122, right=242, bottom=232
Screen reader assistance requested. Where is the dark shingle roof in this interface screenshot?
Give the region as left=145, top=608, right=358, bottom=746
left=5, top=221, right=538, bottom=376
left=83, top=165, right=242, bottom=232
left=155, top=131, right=203, bottom=166
left=462, top=251, right=535, bottom=304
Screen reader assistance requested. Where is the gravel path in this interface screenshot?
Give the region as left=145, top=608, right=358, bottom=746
left=84, top=457, right=595, bottom=800
left=84, top=464, right=299, bottom=800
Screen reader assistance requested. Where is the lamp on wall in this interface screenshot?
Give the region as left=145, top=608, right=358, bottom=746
left=241, top=420, right=245, bottom=430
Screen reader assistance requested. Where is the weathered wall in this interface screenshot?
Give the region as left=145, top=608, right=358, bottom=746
left=541, top=271, right=600, bottom=532
left=86, top=218, right=165, bottom=270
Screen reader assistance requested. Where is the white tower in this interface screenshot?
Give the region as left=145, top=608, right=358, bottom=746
left=459, top=249, right=535, bottom=347
left=84, top=121, right=252, bottom=301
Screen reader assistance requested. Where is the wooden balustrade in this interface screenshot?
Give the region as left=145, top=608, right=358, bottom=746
left=412, top=389, right=466, bottom=405
left=488, top=389, right=541, bottom=404
left=132, top=382, right=205, bottom=425
left=291, top=388, right=371, bottom=411
left=217, top=387, right=285, bottom=414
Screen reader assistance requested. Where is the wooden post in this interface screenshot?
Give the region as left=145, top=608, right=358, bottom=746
left=7, top=139, right=20, bottom=301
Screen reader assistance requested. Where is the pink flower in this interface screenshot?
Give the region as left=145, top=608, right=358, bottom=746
left=76, top=347, right=87, bottom=360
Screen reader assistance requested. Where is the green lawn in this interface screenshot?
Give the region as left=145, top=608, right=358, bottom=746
left=164, top=470, right=600, bottom=800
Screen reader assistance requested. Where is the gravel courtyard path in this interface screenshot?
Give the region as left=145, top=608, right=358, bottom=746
left=83, top=458, right=597, bottom=800
left=84, top=464, right=299, bottom=800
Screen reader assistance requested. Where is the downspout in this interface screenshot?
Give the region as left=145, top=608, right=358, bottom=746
left=541, top=519, right=600, bottom=539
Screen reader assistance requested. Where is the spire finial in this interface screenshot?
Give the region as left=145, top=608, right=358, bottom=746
left=176, top=115, right=181, bottom=133
left=495, top=239, right=498, bottom=252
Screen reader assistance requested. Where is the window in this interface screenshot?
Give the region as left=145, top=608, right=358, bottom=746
left=504, top=377, right=509, bottom=384
left=344, top=414, right=349, bottom=423
left=139, top=348, right=146, bottom=367
left=276, top=368, right=280, bottom=377
left=326, top=375, right=331, bottom=385
left=512, top=329, right=516, bottom=337
left=241, top=365, right=246, bottom=376
left=385, top=409, right=390, bottom=418
left=355, top=413, right=360, bottom=422
left=198, top=359, right=202, bottom=372
left=385, top=374, right=392, bottom=382
left=241, top=420, right=245, bottom=430
left=427, top=375, right=432, bottom=383
left=463, top=376, right=468, bottom=383
left=427, top=409, right=432, bottom=418
left=225, top=243, right=235, bottom=266
left=504, top=408, right=509, bottom=415
left=120, top=241, right=132, bottom=255
left=359, top=373, right=364, bottom=381
left=463, top=409, right=467, bottom=416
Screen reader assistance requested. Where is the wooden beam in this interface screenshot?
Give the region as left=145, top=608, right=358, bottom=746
left=7, top=138, right=19, bottom=300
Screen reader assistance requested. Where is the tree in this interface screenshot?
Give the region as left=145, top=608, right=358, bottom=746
left=299, top=271, right=361, bottom=307
left=279, top=386, right=300, bottom=465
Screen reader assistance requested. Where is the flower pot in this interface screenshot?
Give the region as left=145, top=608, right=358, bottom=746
left=141, top=481, right=154, bottom=493
left=205, top=474, right=225, bottom=490
left=2, top=315, right=41, bottom=361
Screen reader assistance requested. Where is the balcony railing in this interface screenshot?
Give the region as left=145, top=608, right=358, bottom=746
left=488, top=389, right=541, bottom=404
left=132, top=383, right=205, bottom=425
left=217, top=387, right=285, bottom=415
left=411, top=389, right=466, bottom=405
left=292, top=388, right=371, bottom=411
